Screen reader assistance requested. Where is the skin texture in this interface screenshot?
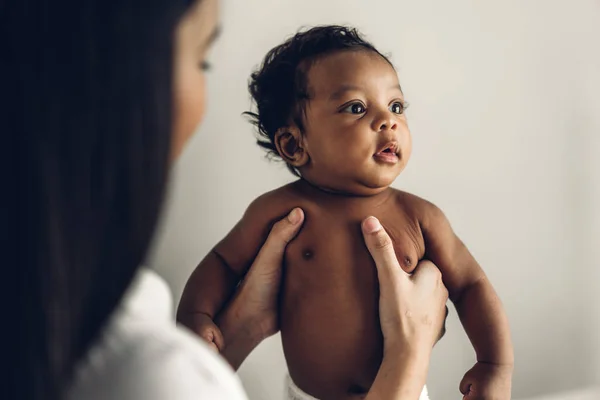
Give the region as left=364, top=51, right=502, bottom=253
left=178, top=50, right=513, bottom=399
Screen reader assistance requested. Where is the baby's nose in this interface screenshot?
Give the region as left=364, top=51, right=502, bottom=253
left=373, top=111, right=398, bottom=132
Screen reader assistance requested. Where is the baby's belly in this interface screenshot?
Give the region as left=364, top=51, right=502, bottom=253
left=280, top=234, right=385, bottom=399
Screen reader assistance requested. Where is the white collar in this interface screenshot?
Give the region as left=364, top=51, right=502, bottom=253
left=117, top=268, right=174, bottom=323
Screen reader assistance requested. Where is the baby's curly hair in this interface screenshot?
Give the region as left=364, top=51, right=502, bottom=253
left=244, top=25, right=392, bottom=176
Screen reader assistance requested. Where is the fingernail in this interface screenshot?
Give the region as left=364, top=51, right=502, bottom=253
left=288, top=208, right=301, bottom=224
left=363, top=216, right=382, bottom=233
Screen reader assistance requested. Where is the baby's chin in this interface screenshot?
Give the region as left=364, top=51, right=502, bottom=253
left=359, top=170, right=403, bottom=191
left=330, top=178, right=397, bottom=197
left=298, top=167, right=402, bottom=196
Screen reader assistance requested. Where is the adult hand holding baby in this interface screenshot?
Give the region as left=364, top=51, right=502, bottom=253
left=213, top=208, right=305, bottom=369
left=361, top=216, right=449, bottom=400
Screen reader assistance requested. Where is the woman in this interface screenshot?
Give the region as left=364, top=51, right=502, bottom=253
left=4, top=0, right=448, bottom=399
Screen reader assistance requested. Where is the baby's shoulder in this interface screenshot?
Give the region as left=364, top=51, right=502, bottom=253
left=239, top=181, right=307, bottom=227
left=215, top=184, right=305, bottom=255
left=246, top=182, right=303, bottom=213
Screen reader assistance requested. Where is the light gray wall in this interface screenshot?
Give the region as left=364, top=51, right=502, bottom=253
left=148, top=0, right=600, bottom=398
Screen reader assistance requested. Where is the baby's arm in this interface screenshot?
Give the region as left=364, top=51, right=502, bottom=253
left=177, top=192, right=289, bottom=344
left=419, top=200, right=513, bottom=396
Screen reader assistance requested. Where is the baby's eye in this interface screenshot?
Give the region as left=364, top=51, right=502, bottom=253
left=342, top=103, right=366, bottom=114
left=389, top=101, right=406, bottom=114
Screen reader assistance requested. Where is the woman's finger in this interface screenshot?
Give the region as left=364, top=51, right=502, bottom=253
left=361, top=216, right=408, bottom=285
left=412, top=260, right=446, bottom=292
left=212, top=326, right=225, bottom=352
left=252, top=208, right=304, bottom=269
left=208, top=341, right=220, bottom=353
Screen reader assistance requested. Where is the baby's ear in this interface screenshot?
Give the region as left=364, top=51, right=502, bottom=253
left=274, top=126, right=309, bottom=168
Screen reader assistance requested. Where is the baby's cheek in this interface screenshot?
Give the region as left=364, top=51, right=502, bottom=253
left=401, top=133, right=412, bottom=163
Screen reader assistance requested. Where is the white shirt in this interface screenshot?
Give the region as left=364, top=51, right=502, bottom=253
left=67, top=269, right=248, bottom=400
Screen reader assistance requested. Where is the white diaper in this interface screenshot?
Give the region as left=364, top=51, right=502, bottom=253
left=285, top=375, right=430, bottom=400
left=286, top=375, right=318, bottom=400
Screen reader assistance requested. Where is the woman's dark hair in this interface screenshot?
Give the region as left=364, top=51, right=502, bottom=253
left=2, top=1, right=197, bottom=399
left=244, top=25, right=392, bottom=176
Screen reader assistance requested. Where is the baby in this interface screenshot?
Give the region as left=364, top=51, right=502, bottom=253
left=178, top=26, right=513, bottom=400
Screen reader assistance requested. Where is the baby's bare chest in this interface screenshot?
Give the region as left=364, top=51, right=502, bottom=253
left=277, top=196, right=427, bottom=391
left=283, top=202, right=425, bottom=290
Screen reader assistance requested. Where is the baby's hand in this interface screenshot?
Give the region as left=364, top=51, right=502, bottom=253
left=460, top=362, right=513, bottom=399
left=182, top=313, right=224, bottom=353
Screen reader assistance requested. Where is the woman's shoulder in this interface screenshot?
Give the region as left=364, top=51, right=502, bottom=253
left=67, top=269, right=247, bottom=400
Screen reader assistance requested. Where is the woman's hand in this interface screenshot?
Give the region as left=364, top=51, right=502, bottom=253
left=215, top=208, right=304, bottom=369
left=362, top=216, right=448, bottom=352
left=361, top=216, right=449, bottom=399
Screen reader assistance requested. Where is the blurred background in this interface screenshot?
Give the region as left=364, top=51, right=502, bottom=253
left=148, top=0, right=600, bottom=398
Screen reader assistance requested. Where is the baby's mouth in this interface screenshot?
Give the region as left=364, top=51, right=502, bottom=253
left=375, top=141, right=399, bottom=155
left=374, top=142, right=400, bottom=163
left=373, top=149, right=399, bottom=164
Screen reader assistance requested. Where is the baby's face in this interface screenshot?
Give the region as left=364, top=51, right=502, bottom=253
left=299, top=50, right=411, bottom=195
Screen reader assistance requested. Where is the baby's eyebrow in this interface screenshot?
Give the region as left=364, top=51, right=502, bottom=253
left=329, top=85, right=363, bottom=101
left=328, top=84, right=404, bottom=101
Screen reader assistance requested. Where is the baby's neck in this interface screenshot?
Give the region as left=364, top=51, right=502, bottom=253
left=295, top=178, right=393, bottom=202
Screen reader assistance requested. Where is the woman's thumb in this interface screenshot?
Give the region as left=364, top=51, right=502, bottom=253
left=411, top=260, right=443, bottom=287
left=361, top=217, right=406, bottom=284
